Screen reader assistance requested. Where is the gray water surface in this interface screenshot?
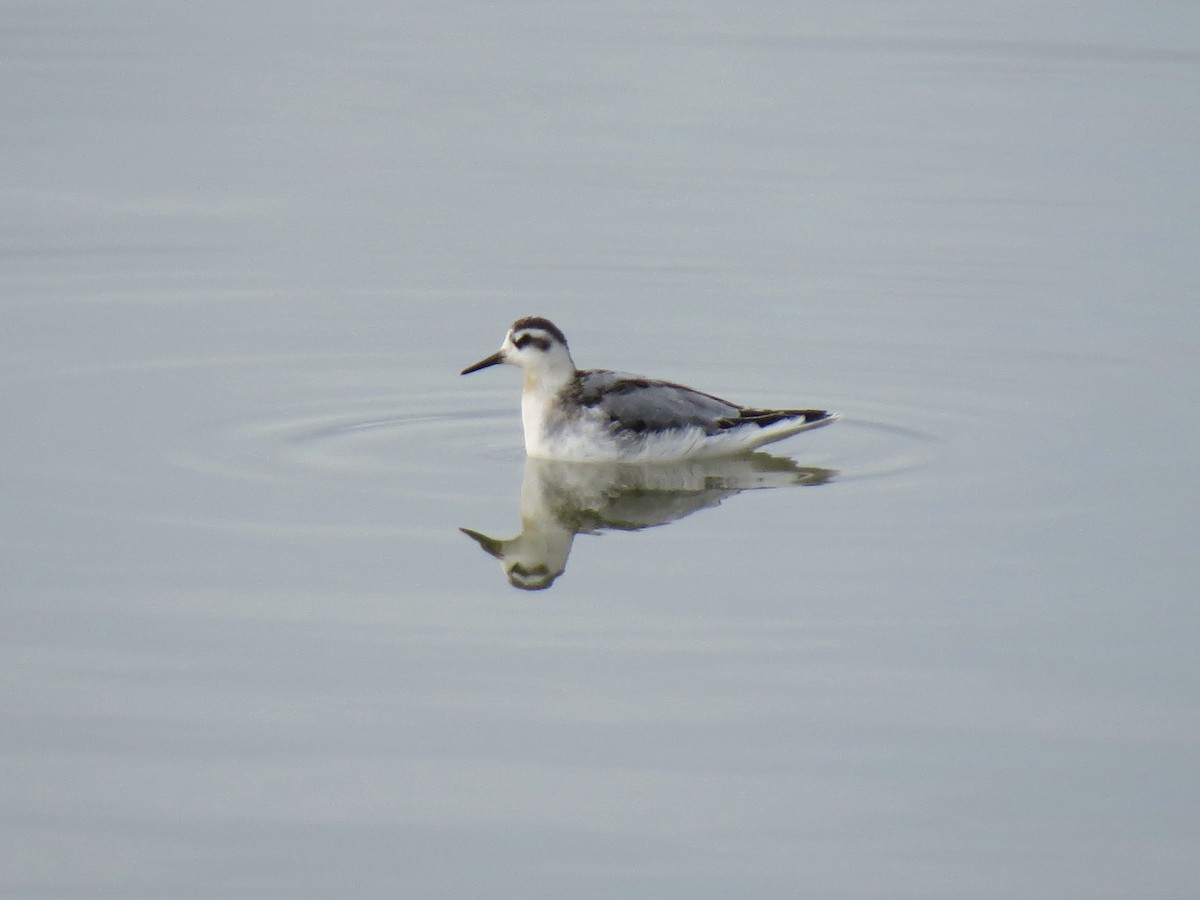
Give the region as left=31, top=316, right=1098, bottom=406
left=3, top=2, right=1199, bottom=898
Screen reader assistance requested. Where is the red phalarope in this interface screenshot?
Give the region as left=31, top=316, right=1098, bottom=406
left=461, top=317, right=838, bottom=462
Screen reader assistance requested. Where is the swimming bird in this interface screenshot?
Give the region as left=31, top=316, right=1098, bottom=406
left=460, top=316, right=838, bottom=461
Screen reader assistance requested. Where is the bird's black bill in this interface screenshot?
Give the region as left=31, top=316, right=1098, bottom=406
left=460, top=351, right=504, bottom=375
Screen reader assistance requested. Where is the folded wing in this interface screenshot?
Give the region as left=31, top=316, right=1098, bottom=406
left=578, top=370, right=744, bottom=435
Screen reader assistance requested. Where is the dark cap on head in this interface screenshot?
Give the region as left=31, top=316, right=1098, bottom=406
left=511, top=317, right=568, bottom=347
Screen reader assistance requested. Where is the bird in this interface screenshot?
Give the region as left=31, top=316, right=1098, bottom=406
left=460, top=316, right=838, bottom=462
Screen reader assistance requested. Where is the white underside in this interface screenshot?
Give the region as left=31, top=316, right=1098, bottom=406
left=525, top=410, right=839, bottom=462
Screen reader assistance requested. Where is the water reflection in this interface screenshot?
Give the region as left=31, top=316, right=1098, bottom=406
left=462, top=454, right=835, bottom=590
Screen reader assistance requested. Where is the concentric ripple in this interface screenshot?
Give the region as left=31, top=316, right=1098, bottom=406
left=176, top=403, right=522, bottom=485
left=178, top=396, right=938, bottom=489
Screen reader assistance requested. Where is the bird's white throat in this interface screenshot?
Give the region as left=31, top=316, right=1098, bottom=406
left=520, top=373, right=570, bottom=456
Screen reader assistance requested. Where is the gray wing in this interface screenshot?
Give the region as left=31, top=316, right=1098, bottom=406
left=577, top=369, right=739, bottom=434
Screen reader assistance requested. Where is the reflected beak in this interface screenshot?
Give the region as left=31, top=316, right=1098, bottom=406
left=460, top=527, right=505, bottom=558
left=460, top=350, right=505, bottom=375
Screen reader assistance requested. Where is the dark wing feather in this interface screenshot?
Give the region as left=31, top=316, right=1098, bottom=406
left=720, top=407, right=833, bottom=430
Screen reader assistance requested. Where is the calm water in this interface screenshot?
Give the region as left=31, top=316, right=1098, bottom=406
left=3, top=2, right=1199, bottom=898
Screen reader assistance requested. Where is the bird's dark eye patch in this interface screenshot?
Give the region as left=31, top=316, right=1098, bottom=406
left=514, top=332, right=550, bottom=351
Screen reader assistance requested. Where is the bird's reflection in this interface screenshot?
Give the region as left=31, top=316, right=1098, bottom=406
left=461, top=454, right=835, bottom=590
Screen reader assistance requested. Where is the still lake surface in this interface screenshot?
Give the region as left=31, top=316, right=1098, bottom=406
left=3, top=2, right=1198, bottom=897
